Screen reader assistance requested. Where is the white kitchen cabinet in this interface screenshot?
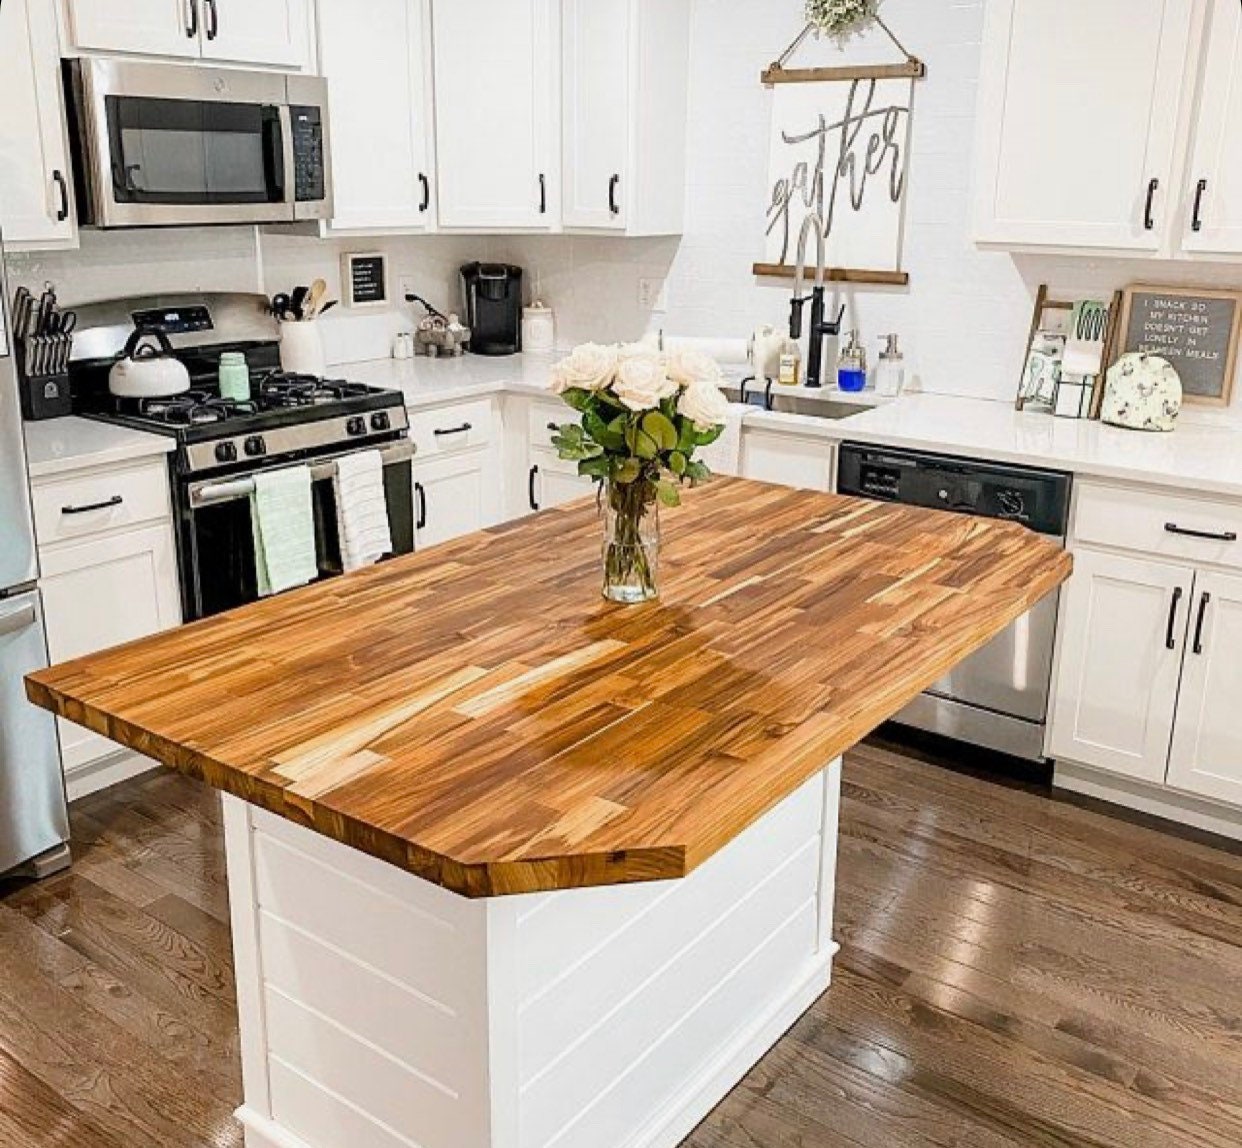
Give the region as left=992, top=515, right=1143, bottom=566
left=0, top=0, right=77, bottom=247
left=973, top=0, right=1196, bottom=251
left=560, top=0, right=691, bottom=235
left=528, top=452, right=594, bottom=512
left=40, top=522, right=181, bottom=794
left=319, top=0, right=434, bottom=232
left=740, top=429, right=833, bottom=492
left=63, top=0, right=310, bottom=67
left=1180, top=0, right=1242, bottom=255
left=431, top=0, right=558, bottom=230
left=413, top=452, right=493, bottom=548
left=1048, top=549, right=1192, bottom=785
left=1166, top=571, right=1242, bottom=805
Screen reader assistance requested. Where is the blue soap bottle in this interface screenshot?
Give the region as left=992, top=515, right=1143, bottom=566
left=837, top=330, right=868, bottom=393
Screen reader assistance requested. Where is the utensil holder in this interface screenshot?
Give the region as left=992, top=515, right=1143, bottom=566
left=279, top=322, right=326, bottom=376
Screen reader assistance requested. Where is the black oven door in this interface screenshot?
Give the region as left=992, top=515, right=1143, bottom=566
left=179, top=446, right=415, bottom=622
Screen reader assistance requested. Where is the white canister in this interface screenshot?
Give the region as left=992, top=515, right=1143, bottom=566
left=279, top=322, right=326, bottom=376
left=522, top=301, right=556, bottom=353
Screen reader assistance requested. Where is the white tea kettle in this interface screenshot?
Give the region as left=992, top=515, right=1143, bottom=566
left=108, top=327, right=192, bottom=398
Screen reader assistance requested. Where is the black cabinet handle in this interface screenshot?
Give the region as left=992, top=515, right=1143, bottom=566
left=1165, top=522, right=1238, bottom=543
left=62, top=494, right=123, bottom=516
left=433, top=423, right=472, bottom=437
left=415, top=482, right=426, bottom=531
left=546, top=422, right=560, bottom=433
left=186, top=0, right=198, bottom=39
left=1193, top=591, right=1212, bottom=656
left=52, top=170, right=69, bottom=223
left=1144, top=178, right=1159, bottom=231
left=528, top=465, right=540, bottom=512
left=1166, top=585, right=1184, bottom=651
left=538, top=173, right=547, bottom=215
left=1192, top=178, right=1208, bottom=233
left=418, top=173, right=430, bottom=213
left=205, top=0, right=218, bottom=40
left=609, top=174, right=620, bottom=216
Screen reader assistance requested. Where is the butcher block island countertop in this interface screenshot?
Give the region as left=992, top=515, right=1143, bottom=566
left=27, top=478, right=1070, bottom=898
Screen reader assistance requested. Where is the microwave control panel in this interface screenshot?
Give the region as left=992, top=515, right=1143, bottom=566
left=291, top=106, right=326, bottom=203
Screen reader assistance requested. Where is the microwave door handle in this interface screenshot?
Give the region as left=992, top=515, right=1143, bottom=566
left=278, top=104, right=296, bottom=210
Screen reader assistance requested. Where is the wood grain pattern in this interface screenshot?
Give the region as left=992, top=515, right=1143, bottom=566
left=26, top=479, right=1070, bottom=897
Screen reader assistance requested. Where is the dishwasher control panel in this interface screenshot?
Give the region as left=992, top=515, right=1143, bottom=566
left=838, top=444, right=1072, bottom=538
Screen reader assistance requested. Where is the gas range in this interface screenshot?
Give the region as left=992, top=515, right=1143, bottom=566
left=95, top=370, right=409, bottom=476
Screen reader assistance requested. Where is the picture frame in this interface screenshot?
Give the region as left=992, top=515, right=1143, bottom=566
left=341, top=252, right=389, bottom=310
left=1114, top=285, right=1242, bottom=408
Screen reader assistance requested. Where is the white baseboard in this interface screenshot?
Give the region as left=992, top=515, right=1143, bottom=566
left=236, top=1107, right=312, bottom=1148
left=66, top=750, right=160, bottom=802
left=1054, top=760, right=1242, bottom=842
left=626, top=949, right=836, bottom=1148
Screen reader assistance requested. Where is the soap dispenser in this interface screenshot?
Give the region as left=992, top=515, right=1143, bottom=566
left=874, top=333, right=906, bottom=398
left=837, top=330, right=868, bottom=393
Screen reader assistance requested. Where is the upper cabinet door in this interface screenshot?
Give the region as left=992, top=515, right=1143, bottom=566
left=319, top=0, right=433, bottom=231
left=200, top=0, right=310, bottom=67
left=64, top=0, right=202, bottom=58
left=0, top=0, right=76, bottom=246
left=1047, top=548, right=1192, bottom=784
left=973, top=0, right=1196, bottom=251
left=432, top=0, right=557, bottom=230
left=1181, top=0, right=1242, bottom=255
left=1167, top=571, right=1242, bottom=806
left=562, top=0, right=631, bottom=231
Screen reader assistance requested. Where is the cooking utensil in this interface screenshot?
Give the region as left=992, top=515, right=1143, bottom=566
left=304, top=278, right=327, bottom=319
left=317, top=300, right=338, bottom=317
left=271, top=293, right=292, bottom=321
left=289, top=286, right=309, bottom=321
left=108, top=326, right=192, bottom=397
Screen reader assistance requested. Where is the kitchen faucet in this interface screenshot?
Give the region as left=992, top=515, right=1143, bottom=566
left=788, top=211, right=839, bottom=389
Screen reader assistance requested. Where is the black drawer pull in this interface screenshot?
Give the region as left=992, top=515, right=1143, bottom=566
left=1193, top=591, right=1212, bottom=656
left=419, top=173, right=430, bottom=213
left=538, top=173, right=547, bottom=215
left=53, top=170, right=69, bottom=223
left=609, top=174, right=621, bottom=215
left=1144, top=177, right=1159, bottom=231
left=1192, top=178, right=1208, bottom=233
left=546, top=422, right=560, bottom=433
left=1165, top=522, right=1238, bottom=543
left=528, top=465, right=540, bottom=512
left=433, top=423, right=472, bottom=437
left=185, top=0, right=198, bottom=38
left=62, top=495, right=123, bottom=516
left=414, top=482, right=426, bottom=531
left=1166, top=585, right=1183, bottom=651
left=204, top=0, right=218, bottom=39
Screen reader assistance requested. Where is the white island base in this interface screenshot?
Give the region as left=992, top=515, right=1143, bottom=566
left=221, top=760, right=842, bottom=1148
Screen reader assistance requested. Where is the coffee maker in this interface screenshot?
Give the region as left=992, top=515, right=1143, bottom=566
left=461, top=263, right=523, bottom=356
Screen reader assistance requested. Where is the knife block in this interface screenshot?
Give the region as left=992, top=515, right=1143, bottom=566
left=18, top=370, right=73, bottom=421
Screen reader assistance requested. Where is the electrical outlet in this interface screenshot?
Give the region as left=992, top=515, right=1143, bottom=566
left=397, top=275, right=418, bottom=305
left=638, top=277, right=669, bottom=313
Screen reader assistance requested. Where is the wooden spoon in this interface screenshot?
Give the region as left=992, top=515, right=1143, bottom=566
left=304, top=278, right=328, bottom=320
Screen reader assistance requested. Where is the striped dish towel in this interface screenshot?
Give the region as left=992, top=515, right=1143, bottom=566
left=334, top=450, right=393, bottom=572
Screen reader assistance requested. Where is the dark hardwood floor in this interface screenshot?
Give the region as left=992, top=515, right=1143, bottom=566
left=4, top=739, right=1242, bottom=1147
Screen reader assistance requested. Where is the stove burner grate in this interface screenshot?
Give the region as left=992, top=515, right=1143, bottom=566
left=258, top=372, right=374, bottom=407
left=133, top=392, right=261, bottom=426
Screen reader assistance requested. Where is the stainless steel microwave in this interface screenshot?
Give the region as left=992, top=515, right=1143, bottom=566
left=64, top=58, right=333, bottom=229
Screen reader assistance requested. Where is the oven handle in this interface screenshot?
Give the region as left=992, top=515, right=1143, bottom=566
left=189, top=440, right=415, bottom=508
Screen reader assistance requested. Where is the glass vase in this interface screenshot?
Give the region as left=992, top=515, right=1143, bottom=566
left=601, top=479, right=660, bottom=604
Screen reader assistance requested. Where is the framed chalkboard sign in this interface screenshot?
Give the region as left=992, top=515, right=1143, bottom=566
left=342, top=252, right=389, bottom=309
left=1116, top=285, right=1242, bottom=407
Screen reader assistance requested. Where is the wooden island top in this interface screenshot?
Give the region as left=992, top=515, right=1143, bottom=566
left=27, top=478, right=1070, bottom=897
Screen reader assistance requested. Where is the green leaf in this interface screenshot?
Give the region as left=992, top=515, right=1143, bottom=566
left=642, top=411, right=678, bottom=453
left=559, top=387, right=596, bottom=414
left=686, top=460, right=712, bottom=485
left=655, top=480, right=682, bottom=508
left=614, top=457, right=642, bottom=484
left=578, top=456, right=611, bottom=479
left=668, top=450, right=687, bottom=476
left=693, top=424, right=725, bottom=448
left=626, top=421, right=659, bottom=460
left=676, top=416, right=698, bottom=454
left=584, top=409, right=626, bottom=452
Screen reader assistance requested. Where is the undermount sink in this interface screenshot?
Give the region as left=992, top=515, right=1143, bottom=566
left=721, top=383, right=869, bottom=421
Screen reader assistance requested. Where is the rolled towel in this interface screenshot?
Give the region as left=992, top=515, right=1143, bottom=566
left=334, top=450, right=393, bottom=572
left=250, top=465, right=318, bottom=597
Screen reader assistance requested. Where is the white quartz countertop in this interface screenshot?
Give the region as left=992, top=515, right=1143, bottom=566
left=24, top=416, right=175, bottom=480
left=830, top=394, right=1242, bottom=499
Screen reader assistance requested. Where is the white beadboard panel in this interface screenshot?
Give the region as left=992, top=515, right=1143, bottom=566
left=515, top=766, right=824, bottom=1006
left=527, top=901, right=821, bottom=1148
left=266, top=1059, right=419, bottom=1148
left=251, top=811, right=485, bottom=1013
left=264, top=988, right=489, bottom=1148
left=258, top=911, right=477, bottom=1091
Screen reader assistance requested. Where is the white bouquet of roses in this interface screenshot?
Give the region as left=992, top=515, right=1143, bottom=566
left=548, top=341, right=730, bottom=508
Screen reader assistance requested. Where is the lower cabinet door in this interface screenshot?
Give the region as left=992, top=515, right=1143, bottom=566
left=1047, top=547, right=1192, bottom=783
left=39, top=524, right=182, bottom=775
left=528, top=453, right=594, bottom=512
left=1166, top=570, right=1242, bottom=805
left=413, top=452, right=490, bottom=548
left=741, top=430, right=832, bottom=491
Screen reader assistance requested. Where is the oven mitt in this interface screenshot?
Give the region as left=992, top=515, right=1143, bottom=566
left=250, top=465, right=318, bottom=597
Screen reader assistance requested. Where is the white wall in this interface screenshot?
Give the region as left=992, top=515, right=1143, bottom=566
left=10, top=0, right=1242, bottom=408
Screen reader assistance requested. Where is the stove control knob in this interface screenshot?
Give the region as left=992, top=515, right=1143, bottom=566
left=215, top=441, right=239, bottom=464
left=346, top=416, right=367, bottom=437
left=244, top=435, right=267, bottom=457
left=370, top=411, right=391, bottom=432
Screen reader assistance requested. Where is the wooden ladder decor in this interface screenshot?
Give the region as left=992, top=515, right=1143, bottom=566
left=1016, top=285, right=1125, bottom=414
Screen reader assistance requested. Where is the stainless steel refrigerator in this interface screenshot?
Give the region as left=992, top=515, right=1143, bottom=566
left=0, top=234, right=70, bottom=879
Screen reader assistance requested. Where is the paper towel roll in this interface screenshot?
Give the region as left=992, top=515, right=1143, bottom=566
left=655, top=335, right=752, bottom=365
